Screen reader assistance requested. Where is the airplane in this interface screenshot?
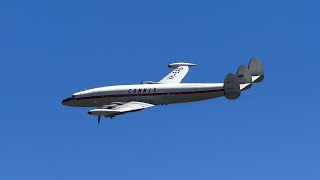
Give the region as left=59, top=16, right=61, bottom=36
left=62, top=57, right=264, bottom=124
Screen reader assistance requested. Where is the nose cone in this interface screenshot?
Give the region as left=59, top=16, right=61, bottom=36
left=62, top=97, right=72, bottom=106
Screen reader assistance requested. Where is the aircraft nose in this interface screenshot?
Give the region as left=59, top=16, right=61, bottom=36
left=62, top=98, right=72, bottom=105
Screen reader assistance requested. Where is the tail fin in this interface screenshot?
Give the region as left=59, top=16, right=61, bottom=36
left=236, top=65, right=253, bottom=90
left=248, top=57, right=264, bottom=83
left=224, top=73, right=240, bottom=100
left=223, top=57, right=264, bottom=98
left=236, top=65, right=252, bottom=84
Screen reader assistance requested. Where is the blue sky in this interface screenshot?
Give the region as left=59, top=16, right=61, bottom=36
left=0, top=0, right=319, bottom=179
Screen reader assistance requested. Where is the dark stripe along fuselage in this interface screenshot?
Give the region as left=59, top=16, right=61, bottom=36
left=63, top=83, right=225, bottom=107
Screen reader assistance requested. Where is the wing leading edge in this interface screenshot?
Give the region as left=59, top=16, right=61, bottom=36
left=88, top=101, right=155, bottom=120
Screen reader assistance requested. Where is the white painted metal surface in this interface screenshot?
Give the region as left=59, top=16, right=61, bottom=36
left=62, top=58, right=264, bottom=122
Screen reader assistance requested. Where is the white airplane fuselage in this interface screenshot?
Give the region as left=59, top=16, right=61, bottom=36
left=62, top=58, right=264, bottom=122
left=62, top=83, right=225, bottom=107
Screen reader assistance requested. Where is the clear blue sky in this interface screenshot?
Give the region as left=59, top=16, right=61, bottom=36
left=1, top=0, right=319, bottom=179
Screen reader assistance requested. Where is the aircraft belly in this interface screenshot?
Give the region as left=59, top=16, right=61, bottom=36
left=70, top=92, right=224, bottom=107
left=68, top=99, right=111, bottom=107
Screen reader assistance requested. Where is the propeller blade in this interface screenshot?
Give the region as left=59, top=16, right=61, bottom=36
left=98, top=116, right=101, bottom=124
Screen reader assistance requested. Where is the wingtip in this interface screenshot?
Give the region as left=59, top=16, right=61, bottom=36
left=168, top=62, right=197, bottom=68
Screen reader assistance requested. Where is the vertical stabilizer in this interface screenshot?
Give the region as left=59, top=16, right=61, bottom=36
left=248, top=57, right=264, bottom=83
left=224, top=73, right=240, bottom=100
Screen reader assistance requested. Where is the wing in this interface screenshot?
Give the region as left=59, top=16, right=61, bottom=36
left=88, top=101, right=155, bottom=118
left=112, top=101, right=154, bottom=112
left=159, top=62, right=196, bottom=84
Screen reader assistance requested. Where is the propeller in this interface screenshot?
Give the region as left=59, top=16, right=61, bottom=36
left=97, top=106, right=101, bottom=124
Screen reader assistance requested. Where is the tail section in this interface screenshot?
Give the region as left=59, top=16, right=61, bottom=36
left=224, top=73, right=240, bottom=100
left=236, top=65, right=252, bottom=91
left=248, top=57, right=264, bottom=83
left=234, top=57, right=265, bottom=91
left=236, top=65, right=252, bottom=84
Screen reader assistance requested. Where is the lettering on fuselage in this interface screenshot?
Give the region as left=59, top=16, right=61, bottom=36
left=128, top=88, right=157, bottom=94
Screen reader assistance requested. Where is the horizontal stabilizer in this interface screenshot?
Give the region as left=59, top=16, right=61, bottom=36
left=236, top=65, right=252, bottom=91
left=233, top=57, right=264, bottom=91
